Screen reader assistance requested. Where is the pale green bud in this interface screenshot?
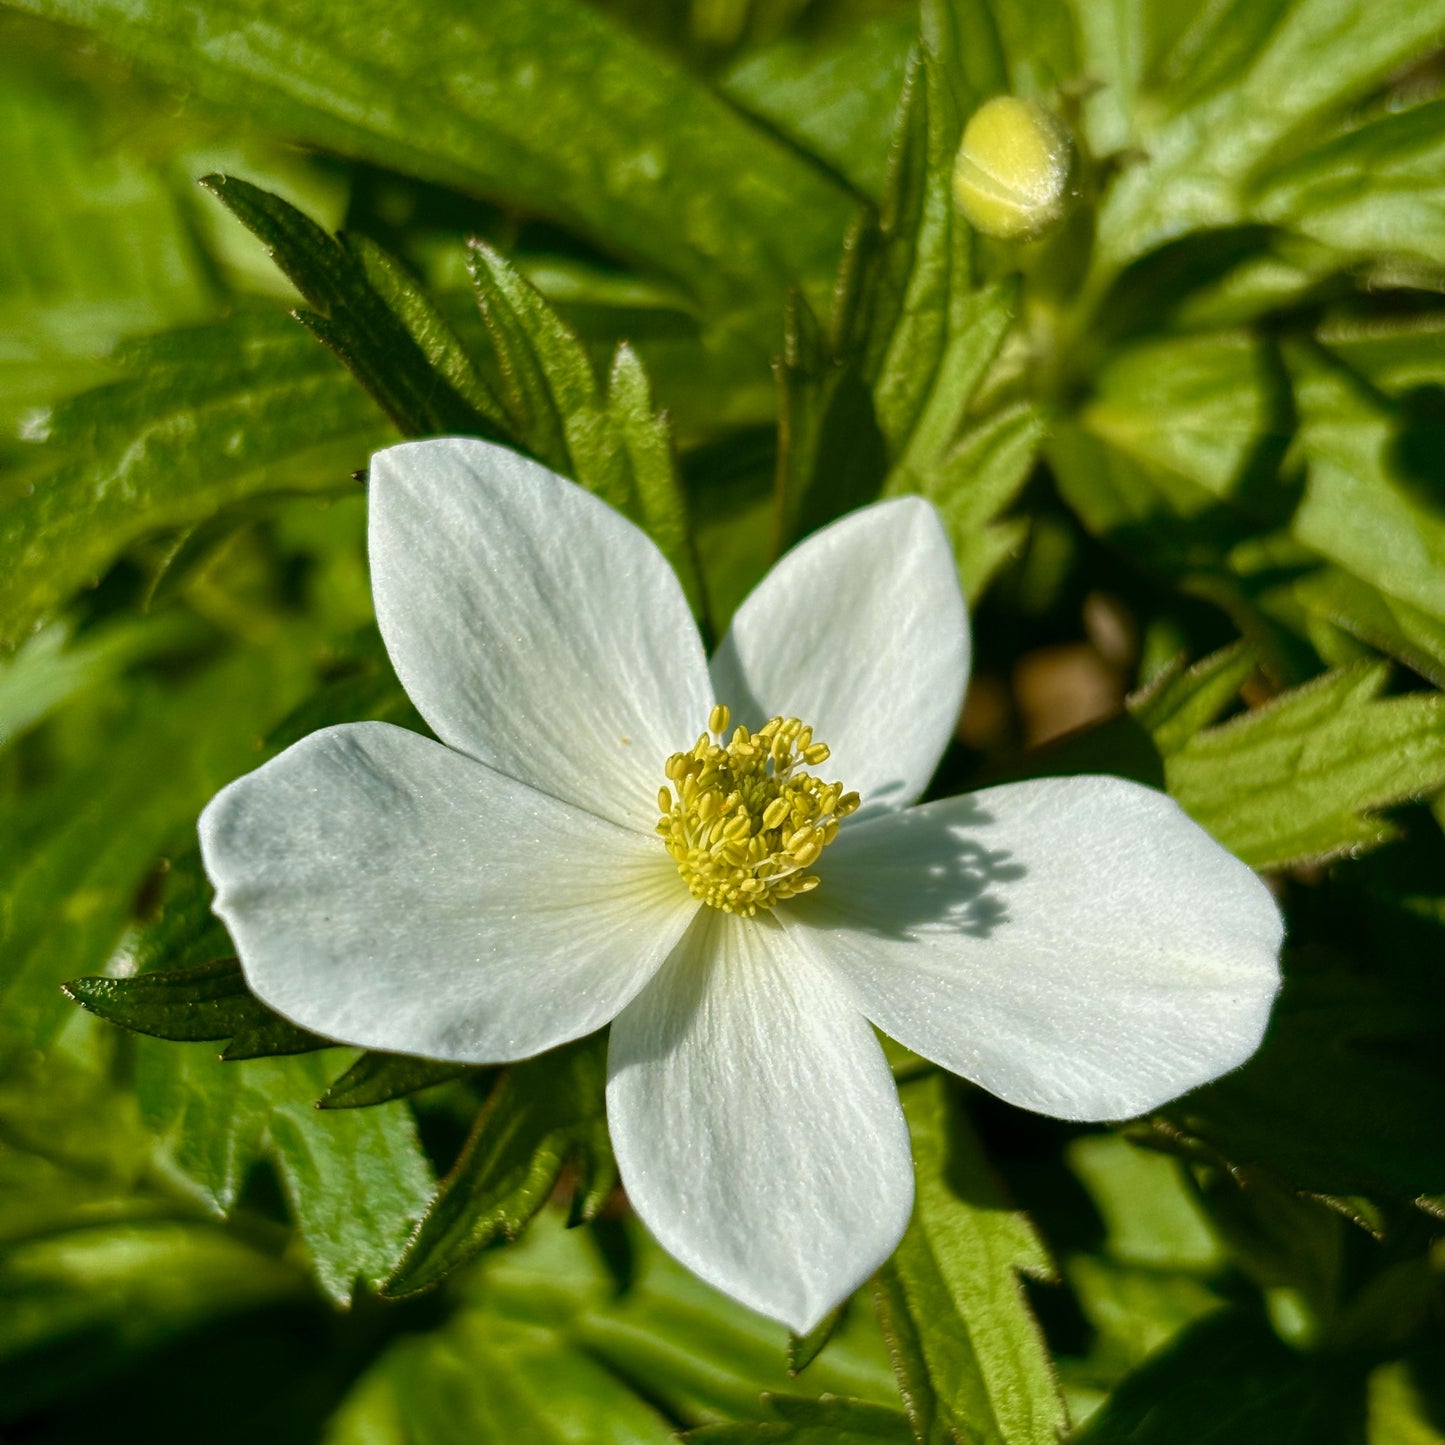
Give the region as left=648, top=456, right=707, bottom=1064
left=952, top=96, right=1076, bottom=241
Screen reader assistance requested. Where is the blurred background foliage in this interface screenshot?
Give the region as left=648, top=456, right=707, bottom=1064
left=2, top=0, right=1445, bottom=1440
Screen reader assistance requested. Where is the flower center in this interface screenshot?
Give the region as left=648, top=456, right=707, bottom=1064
left=656, top=703, right=860, bottom=915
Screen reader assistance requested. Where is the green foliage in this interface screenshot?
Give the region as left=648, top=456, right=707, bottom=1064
left=318, top=1052, right=472, bottom=1110
left=1070, top=1309, right=1358, bottom=1443
left=327, top=1216, right=900, bottom=1443
left=467, top=242, right=701, bottom=600
left=201, top=174, right=505, bottom=439
left=6, top=0, right=1445, bottom=1437
left=873, top=1077, right=1066, bottom=1445
left=0, top=313, right=387, bottom=646
left=2, top=0, right=852, bottom=333
left=383, top=1037, right=615, bottom=1298
left=1136, top=650, right=1445, bottom=869
left=684, top=1394, right=916, bottom=1443
left=135, top=1042, right=434, bottom=1304
left=66, top=958, right=325, bottom=1059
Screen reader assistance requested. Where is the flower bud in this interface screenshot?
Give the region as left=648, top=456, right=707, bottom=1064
left=952, top=96, right=1075, bottom=241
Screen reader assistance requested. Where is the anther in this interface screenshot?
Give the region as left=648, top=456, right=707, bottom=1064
left=657, top=704, right=855, bottom=913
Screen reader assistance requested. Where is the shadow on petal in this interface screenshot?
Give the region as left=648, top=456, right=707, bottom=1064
left=805, top=796, right=1028, bottom=941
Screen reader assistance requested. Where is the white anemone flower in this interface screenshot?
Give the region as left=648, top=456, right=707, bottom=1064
left=199, top=437, right=1282, bottom=1332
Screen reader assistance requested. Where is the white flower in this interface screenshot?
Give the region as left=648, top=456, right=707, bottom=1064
left=199, top=437, right=1282, bottom=1332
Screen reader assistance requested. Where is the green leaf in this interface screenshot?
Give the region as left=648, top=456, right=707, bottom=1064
left=135, top=1043, right=433, bottom=1304
left=1368, top=1361, right=1445, bottom=1445
left=1071, top=1308, right=1360, bottom=1444
left=1161, top=961, right=1445, bottom=1206
left=467, top=241, right=701, bottom=603
left=500, top=1218, right=898, bottom=1426
left=5, top=0, right=853, bottom=335
left=0, top=311, right=388, bottom=646
left=1060, top=1135, right=1227, bottom=1389
left=773, top=283, right=889, bottom=550
left=1288, top=336, right=1445, bottom=634
left=773, top=41, right=1036, bottom=588
left=318, top=1051, right=473, bottom=1110
left=873, top=1075, right=1067, bottom=1445
left=0, top=615, right=195, bottom=751
left=891, top=400, right=1043, bottom=603
left=721, top=8, right=919, bottom=199
left=1293, top=568, right=1445, bottom=690
left=200, top=174, right=505, bottom=439
left=331, top=1216, right=898, bottom=1444
left=0, top=1218, right=302, bottom=1424
left=1160, top=661, right=1445, bottom=869
left=1067, top=1135, right=1222, bottom=1272
left=1094, top=0, right=1445, bottom=270
left=0, top=640, right=323, bottom=1047
left=858, top=48, right=980, bottom=465
left=789, top=1305, right=848, bottom=1377
left=1252, top=98, right=1445, bottom=271
left=382, top=1035, right=615, bottom=1297
left=266, top=1054, right=436, bottom=1305
left=1049, top=330, right=1298, bottom=610
left=64, top=957, right=323, bottom=1057
left=1129, top=642, right=1258, bottom=755
left=0, top=35, right=215, bottom=444
left=684, top=1394, right=915, bottom=1443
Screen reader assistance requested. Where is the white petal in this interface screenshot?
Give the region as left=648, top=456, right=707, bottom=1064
left=789, top=776, right=1282, bottom=1121
left=607, top=908, right=914, bottom=1334
left=369, top=438, right=712, bottom=833
left=199, top=722, right=698, bottom=1063
left=708, top=498, right=969, bottom=816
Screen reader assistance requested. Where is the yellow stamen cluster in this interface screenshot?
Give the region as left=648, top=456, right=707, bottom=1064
left=657, top=703, right=860, bottom=915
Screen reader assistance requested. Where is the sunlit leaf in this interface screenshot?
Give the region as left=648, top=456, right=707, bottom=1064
left=873, top=1075, right=1067, bottom=1445
left=5, top=0, right=853, bottom=334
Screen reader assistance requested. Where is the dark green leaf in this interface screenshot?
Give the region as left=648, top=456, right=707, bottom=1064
left=382, top=1035, right=615, bottom=1297
left=1071, top=1309, right=1361, bottom=1444
left=788, top=1303, right=848, bottom=1378
left=319, top=1051, right=474, bottom=1110
left=201, top=174, right=503, bottom=439
left=64, top=957, right=322, bottom=1057
left=873, top=1076, right=1067, bottom=1445
left=684, top=1394, right=915, bottom=1443
left=1162, top=965, right=1445, bottom=1206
